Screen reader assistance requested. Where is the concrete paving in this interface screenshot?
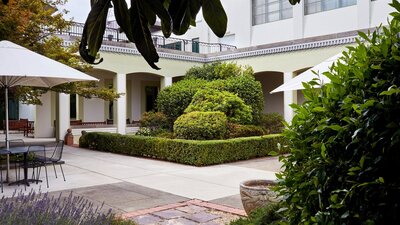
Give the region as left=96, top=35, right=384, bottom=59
left=0, top=138, right=283, bottom=223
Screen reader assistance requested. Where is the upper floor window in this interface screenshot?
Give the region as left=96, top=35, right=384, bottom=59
left=305, top=0, right=357, bottom=15
left=252, top=0, right=293, bottom=25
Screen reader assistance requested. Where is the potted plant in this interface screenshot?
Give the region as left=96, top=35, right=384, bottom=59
left=239, top=179, right=280, bottom=215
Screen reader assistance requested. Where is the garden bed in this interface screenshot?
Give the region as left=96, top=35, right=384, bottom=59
left=79, top=133, right=288, bottom=166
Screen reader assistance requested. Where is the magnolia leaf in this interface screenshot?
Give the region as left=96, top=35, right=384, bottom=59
left=79, top=0, right=110, bottom=64
left=130, top=0, right=160, bottom=70
left=202, top=0, right=227, bottom=37
left=169, top=0, right=190, bottom=34
left=145, top=0, right=172, bottom=37
left=288, top=0, right=301, bottom=5
left=112, top=0, right=134, bottom=41
left=321, top=143, right=326, bottom=159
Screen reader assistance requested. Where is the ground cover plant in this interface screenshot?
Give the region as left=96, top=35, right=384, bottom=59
left=276, top=1, right=400, bottom=224
left=79, top=132, right=288, bottom=166
left=0, top=190, right=135, bottom=225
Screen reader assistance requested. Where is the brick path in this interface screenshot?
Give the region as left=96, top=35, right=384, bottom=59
left=123, top=199, right=247, bottom=225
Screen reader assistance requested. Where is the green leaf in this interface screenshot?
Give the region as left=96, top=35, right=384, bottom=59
left=358, top=32, right=370, bottom=42
left=312, top=107, right=326, bottom=113
left=202, top=0, right=227, bottom=37
left=144, top=0, right=172, bottom=37
left=268, top=151, right=278, bottom=156
left=321, top=143, right=326, bottom=159
left=79, top=0, right=111, bottom=64
left=111, top=0, right=134, bottom=41
left=378, top=177, right=385, bottom=183
left=359, top=155, right=365, bottom=168
left=168, top=0, right=191, bottom=35
left=130, top=0, right=160, bottom=70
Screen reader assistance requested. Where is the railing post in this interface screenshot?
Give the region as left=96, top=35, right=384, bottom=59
left=219, top=44, right=222, bottom=52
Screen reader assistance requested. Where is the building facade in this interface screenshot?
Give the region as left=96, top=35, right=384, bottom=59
left=19, top=0, right=392, bottom=139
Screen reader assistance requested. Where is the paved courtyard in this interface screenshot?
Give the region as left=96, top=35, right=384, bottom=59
left=1, top=135, right=283, bottom=224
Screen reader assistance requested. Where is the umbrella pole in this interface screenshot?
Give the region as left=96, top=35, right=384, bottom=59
left=5, top=86, right=10, bottom=182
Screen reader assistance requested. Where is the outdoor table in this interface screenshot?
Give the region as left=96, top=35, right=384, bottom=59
left=6, top=146, right=44, bottom=186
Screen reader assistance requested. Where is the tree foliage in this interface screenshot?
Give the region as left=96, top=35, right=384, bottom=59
left=79, top=0, right=228, bottom=69
left=278, top=1, right=400, bottom=224
left=0, top=0, right=120, bottom=104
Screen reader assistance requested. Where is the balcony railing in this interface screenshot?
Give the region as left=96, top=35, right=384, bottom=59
left=59, top=22, right=237, bottom=54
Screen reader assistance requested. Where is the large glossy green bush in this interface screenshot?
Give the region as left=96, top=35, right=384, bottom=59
left=79, top=132, right=288, bottom=166
left=279, top=3, right=400, bottom=224
left=185, top=89, right=253, bottom=124
left=156, top=78, right=207, bottom=124
left=174, top=111, right=227, bottom=140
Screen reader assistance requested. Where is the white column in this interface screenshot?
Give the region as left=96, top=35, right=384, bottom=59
left=293, top=1, right=304, bottom=39
left=114, top=73, right=126, bottom=134
left=161, top=76, right=173, bottom=90
left=357, top=0, right=371, bottom=29
left=35, top=92, right=54, bottom=138
left=56, top=93, right=70, bottom=141
left=283, top=72, right=297, bottom=123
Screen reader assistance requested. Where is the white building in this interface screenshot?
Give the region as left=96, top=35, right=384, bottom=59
left=17, top=0, right=392, bottom=140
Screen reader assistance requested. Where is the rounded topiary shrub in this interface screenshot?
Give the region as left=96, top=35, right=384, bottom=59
left=208, top=75, right=264, bottom=124
left=174, top=111, right=227, bottom=140
left=185, top=89, right=253, bottom=124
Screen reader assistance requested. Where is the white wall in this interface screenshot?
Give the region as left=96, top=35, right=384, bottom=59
left=371, top=0, right=392, bottom=27
left=19, top=103, right=35, bottom=121
left=303, top=5, right=358, bottom=37
left=83, top=98, right=106, bottom=122
left=173, top=0, right=392, bottom=48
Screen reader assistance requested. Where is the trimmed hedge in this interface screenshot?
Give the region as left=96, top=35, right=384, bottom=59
left=79, top=132, right=288, bottom=166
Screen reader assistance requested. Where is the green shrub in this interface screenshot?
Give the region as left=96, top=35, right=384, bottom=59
left=208, top=75, right=264, bottom=123
left=156, top=78, right=207, bottom=124
left=259, top=113, right=284, bottom=134
left=227, top=123, right=265, bottom=138
left=174, top=111, right=227, bottom=140
left=79, top=132, right=288, bottom=166
left=185, top=89, right=253, bottom=124
left=185, top=62, right=254, bottom=81
left=230, top=203, right=285, bottom=225
left=140, top=111, right=169, bottom=130
left=279, top=4, right=400, bottom=224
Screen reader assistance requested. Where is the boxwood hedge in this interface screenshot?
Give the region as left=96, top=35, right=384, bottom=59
left=79, top=132, right=287, bottom=166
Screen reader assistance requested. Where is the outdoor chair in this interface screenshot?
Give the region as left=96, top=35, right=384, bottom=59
left=24, top=145, right=49, bottom=188
left=0, top=149, right=9, bottom=193
left=9, top=139, right=25, bottom=182
left=43, top=140, right=66, bottom=182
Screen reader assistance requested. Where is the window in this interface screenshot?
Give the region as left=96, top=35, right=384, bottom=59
left=192, top=38, right=200, bottom=53
left=305, top=0, right=357, bottom=15
left=252, top=0, right=293, bottom=25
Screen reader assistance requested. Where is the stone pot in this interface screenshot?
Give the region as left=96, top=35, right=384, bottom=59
left=239, top=179, right=280, bottom=215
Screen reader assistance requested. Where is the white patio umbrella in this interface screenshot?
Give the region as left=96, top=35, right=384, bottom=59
left=270, top=53, right=343, bottom=93
left=0, top=40, right=98, bottom=180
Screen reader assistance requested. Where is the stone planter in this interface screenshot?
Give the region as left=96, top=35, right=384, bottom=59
left=239, top=179, right=280, bottom=215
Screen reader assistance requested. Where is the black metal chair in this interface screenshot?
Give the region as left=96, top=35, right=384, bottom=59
left=26, top=145, right=49, bottom=188
left=44, top=140, right=66, bottom=182
left=0, top=149, right=10, bottom=193
left=9, top=139, right=25, bottom=182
